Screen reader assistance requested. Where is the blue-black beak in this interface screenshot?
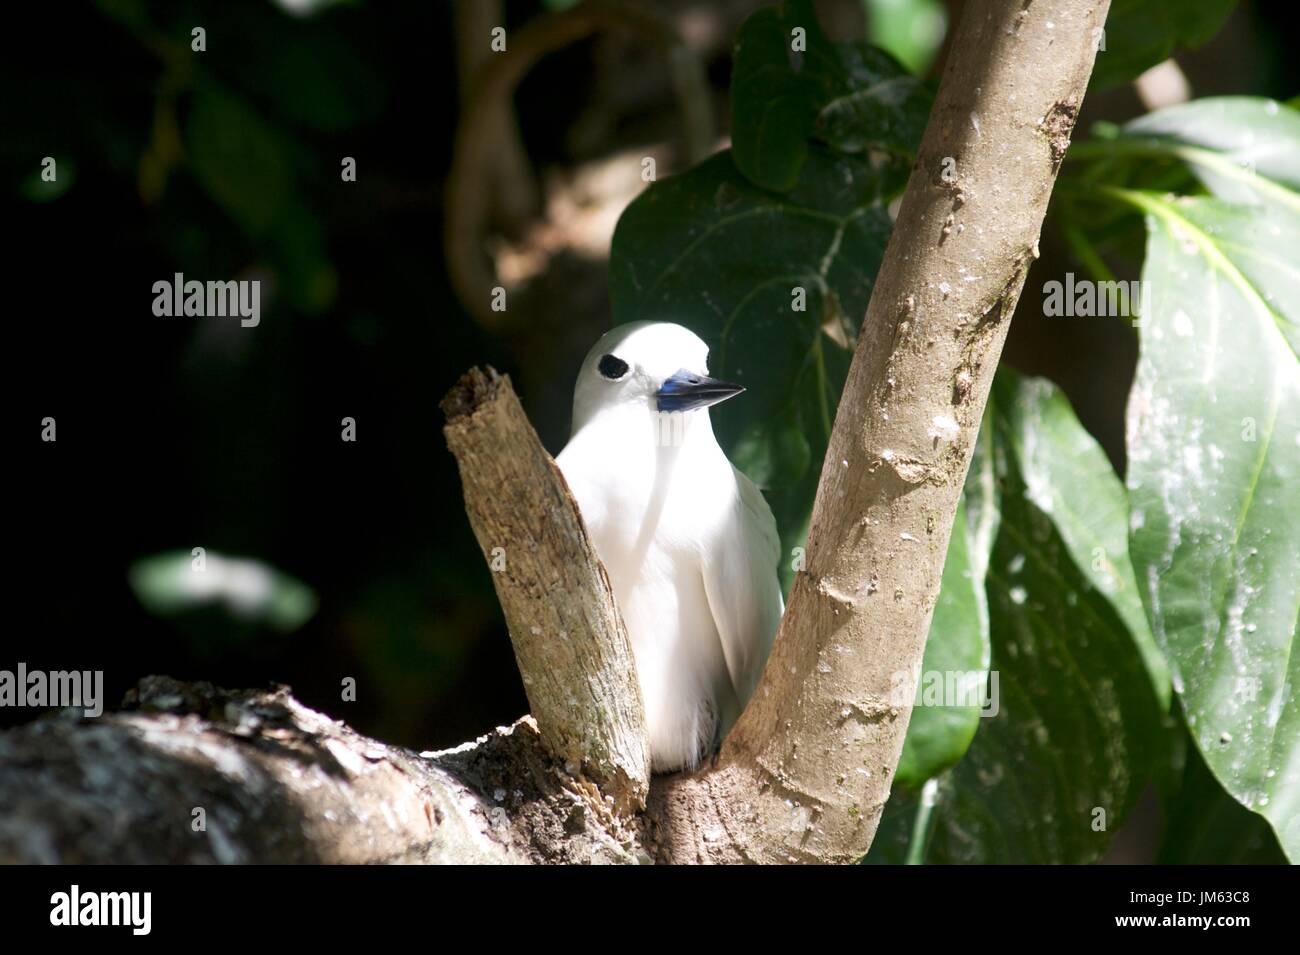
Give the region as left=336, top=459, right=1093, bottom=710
left=656, top=368, right=745, bottom=413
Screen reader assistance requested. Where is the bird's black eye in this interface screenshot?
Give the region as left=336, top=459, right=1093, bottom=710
left=598, top=354, right=629, bottom=380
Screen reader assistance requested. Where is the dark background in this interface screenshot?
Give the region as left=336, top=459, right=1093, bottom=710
left=4, top=0, right=1295, bottom=766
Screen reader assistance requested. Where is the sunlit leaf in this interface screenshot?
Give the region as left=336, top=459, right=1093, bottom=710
left=1121, top=97, right=1300, bottom=208
left=1123, top=189, right=1300, bottom=860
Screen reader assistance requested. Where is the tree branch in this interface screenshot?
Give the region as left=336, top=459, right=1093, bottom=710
left=0, top=676, right=644, bottom=864
left=441, top=367, right=650, bottom=812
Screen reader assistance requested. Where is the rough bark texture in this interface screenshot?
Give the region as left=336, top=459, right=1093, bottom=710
left=1, top=0, right=1107, bottom=864
left=646, top=0, right=1109, bottom=863
left=0, top=676, right=644, bottom=864
left=442, top=367, right=650, bottom=812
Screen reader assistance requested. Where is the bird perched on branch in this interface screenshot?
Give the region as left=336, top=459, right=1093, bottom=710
left=557, top=321, right=783, bottom=772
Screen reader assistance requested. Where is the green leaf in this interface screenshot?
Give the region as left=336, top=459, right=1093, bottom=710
left=862, top=0, right=947, bottom=76
left=184, top=82, right=338, bottom=311
left=18, top=158, right=75, bottom=203
left=1091, top=0, right=1237, bottom=92
left=609, top=147, right=902, bottom=560
left=1122, top=189, right=1300, bottom=860
left=185, top=84, right=295, bottom=236
left=730, top=408, right=811, bottom=490
left=729, top=4, right=824, bottom=192
left=1158, top=721, right=1288, bottom=864
left=867, top=372, right=1165, bottom=863
left=730, top=0, right=930, bottom=191
left=1120, top=97, right=1300, bottom=209
left=243, top=22, right=385, bottom=133
left=815, top=43, right=933, bottom=157
left=1001, top=377, right=1170, bottom=707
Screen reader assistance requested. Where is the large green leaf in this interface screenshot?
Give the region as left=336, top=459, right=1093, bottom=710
left=730, top=0, right=930, bottom=192
left=609, top=147, right=901, bottom=561
left=867, top=372, right=1165, bottom=863
left=1121, top=188, right=1300, bottom=861
left=1002, top=377, right=1170, bottom=707
left=1113, top=98, right=1300, bottom=209
left=242, top=22, right=385, bottom=133
left=1091, top=0, right=1237, bottom=92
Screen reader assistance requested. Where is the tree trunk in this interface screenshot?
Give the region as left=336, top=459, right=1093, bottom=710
left=0, top=0, right=1109, bottom=864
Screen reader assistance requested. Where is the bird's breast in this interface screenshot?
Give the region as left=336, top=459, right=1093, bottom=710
left=556, top=423, right=744, bottom=771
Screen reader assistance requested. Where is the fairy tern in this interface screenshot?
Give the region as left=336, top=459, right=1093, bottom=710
left=556, top=321, right=784, bottom=772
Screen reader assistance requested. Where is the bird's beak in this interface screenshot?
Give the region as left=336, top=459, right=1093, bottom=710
left=655, top=368, right=745, bottom=413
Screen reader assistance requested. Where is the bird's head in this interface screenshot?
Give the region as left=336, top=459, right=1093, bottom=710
left=570, top=322, right=744, bottom=431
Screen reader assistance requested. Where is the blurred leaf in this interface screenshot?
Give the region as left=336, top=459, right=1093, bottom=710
left=18, top=158, right=74, bottom=202
left=1120, top=97, right=1300, bottom=207
left=867, top=371, right=1165, bottom=863
left=1091, top=0, right=1237, bottom=92
left=730, top=407, right=812, bottom=489
left=129, top=550, right=317, bottom=633
left=183, top=81, right=338, bottom=311
left=1123, top=189, right=1300, bottom=860
left=267, top=207, right=339, bottom=313
left=730, top=0, right=931, bottom=191
left=185, top=84, right=295, bottom=236
left=245, top=25, right=384, bottom=132
left=863, top=0, right=947, bottom=76
left=93, top=0, right=152, bottom=32
left=270, top=0, right=358, bottom=19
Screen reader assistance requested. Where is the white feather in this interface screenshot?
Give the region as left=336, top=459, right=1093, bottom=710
left=556, top=322, right=783, bottom=772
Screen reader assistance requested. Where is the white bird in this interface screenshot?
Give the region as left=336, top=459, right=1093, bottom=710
left=556, top=321, right=784, bottom=772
